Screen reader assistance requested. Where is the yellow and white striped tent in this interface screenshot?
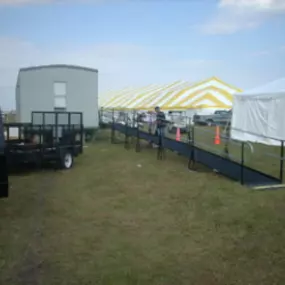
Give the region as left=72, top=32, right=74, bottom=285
left=103, top=84, right=160, bottom=110
left=102, top=81, right=185, bottom=110
left=134, top=80, right=193, bottom=110
left=101, top=87, right=133, bottom=108
left=126, top=81, right=186, bottom=110
left=102, top=77, right=242, bottom=113
left=160, top=77, right=242, bottom=111
left=99, top=87, right=130, bottom=107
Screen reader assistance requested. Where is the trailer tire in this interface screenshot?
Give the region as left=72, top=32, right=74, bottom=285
left=59, top=151, right=74, bottom=169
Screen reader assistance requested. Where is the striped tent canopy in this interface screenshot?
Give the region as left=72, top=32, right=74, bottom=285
left=134, top=81, right=193, bottom=110
left=128, top=81, right=186, bottom=110
left=102, top=81, right=185, bottom=110
left=103, top=84, right=160, bottom=110
left=101, top=76, right=242, bottom=111
left=160, top=77, right=242, bottom=110
left=99, top=87, right=131, bottom=107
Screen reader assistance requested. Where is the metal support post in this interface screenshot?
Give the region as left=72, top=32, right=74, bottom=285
left=240, top=142, right=245, bottom=185
left=280, top=141, right=284, bottom=183
left=188, top=120, right=195, bottom=170
left=111, top=109, right=115, bottom=144
left=157, top=130, right=165, bottom=160
left=124, top=113, right=130, bottom=150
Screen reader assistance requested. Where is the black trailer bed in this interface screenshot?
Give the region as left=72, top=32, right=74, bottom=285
left=3, top=111, right=84, bottom=172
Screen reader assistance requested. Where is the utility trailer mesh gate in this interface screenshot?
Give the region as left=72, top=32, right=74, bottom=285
left=30, top=111, right=83, bottom=152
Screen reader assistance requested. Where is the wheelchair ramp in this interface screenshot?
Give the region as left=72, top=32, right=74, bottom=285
left=112, top=124, right=281, bottom=188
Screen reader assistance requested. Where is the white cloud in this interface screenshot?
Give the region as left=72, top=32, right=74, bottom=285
left=219, top=0, right=285, bottom=11
left=0, top=37, right=221, bottom=110
left=200, top=0, right=285, bottom=35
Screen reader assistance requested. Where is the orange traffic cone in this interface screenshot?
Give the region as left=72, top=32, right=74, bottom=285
left=214, top=125, right=221, bottom=145
left=176, top=127, right=181, bottom=141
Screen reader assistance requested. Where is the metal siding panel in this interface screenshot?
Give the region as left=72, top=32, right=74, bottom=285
left=19, top=68, right=54, bottom=123
left=62, top=68, right=98, bottom=128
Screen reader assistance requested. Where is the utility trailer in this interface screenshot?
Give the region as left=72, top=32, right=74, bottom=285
left=0, top=109, right=9, bottom=198
left=4, top=111, right=83, bottom=170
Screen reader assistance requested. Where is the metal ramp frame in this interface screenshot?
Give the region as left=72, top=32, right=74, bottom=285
left=112, top=122, right=282, bottom=189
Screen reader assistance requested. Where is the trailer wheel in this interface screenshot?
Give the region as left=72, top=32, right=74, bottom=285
left=59, top=151, right=74, bottom=169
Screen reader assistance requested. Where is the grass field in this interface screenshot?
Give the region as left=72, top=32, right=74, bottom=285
left=1, top=134, right=285, bottom=285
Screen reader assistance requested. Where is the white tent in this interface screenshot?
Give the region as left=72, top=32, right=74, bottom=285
left=231, top=78, right=285, bottom=146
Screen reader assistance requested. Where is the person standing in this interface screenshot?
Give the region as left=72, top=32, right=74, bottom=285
left=154, top=106, right=166, bottom=139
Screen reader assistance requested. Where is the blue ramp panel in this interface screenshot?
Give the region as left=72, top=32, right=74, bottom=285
left=113, top=123, right=138, bottom=137
left=139, top=131, right=158, bottom=145
left=194, top=146, right=280, bottom=186
left=113, top=123, right=127, bottom=134
left=128, top=127, right=137, bottom=137
left=162, top=137, right=280, bottom=186
left=112, top=124, right=281, bottom=187
left=163, top=138, right=190, bottom=156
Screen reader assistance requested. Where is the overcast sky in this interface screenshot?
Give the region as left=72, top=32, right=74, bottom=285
left=0, top=0, right=285, bottom=110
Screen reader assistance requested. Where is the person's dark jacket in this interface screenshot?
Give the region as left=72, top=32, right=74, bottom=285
left=156, top=111, right=166, bottom=128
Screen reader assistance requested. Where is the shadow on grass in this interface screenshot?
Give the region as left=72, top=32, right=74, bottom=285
left=8, top=163, right=58, bottom=177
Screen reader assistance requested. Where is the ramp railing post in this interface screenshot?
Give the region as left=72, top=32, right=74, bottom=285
left=80, top=113, right=84, bottom=153
left=7, top=125, right=9, bottom=140
left=101, top=107, right=104, bottom=126
left=124, top=112, right=130, bottom=150
left=148, top=112, right=153, bottom=148
left=280, top=141, right=284, bottom=183
left=135, top=111, right=141, bottom=153
left=131, top=110, right=136, bottom=146
left=111, top=109, right=115, bottom=144
left=98, top=108, right=101, bottom=126
left=240, top=142, right=245, bottom=185
left=157, top=130, right=163, bottom=160
left=187, top=117, right=195, bottom=170
left=157, top=128, right=165, bottom=160
left=223, top=123, right=230, bottom=158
